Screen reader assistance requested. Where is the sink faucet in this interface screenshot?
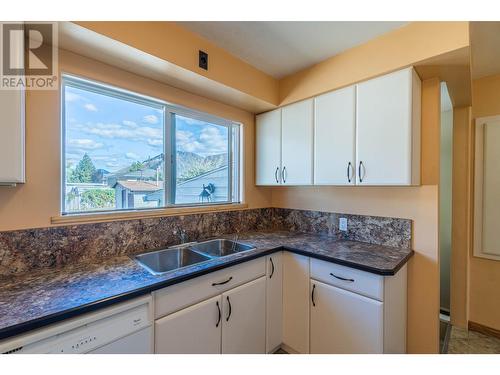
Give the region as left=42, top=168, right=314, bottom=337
left=174, top=228, right=188, bottom=244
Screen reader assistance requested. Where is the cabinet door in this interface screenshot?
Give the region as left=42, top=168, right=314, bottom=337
left=0, top=88, right=24, bottom=184
left=314, top=86, right=356, bottom=185
left=256, top=109, right=282, bottom=185
left=310, top=280, right=383, bottom=354
left=356, top=68, right=420, bottom=185
left=155, top=295, right=222, bottom=354
left=222, top=276, right=266, bottom=354
left=265, top=252, right=283, bottom=353
left=281, top=99, right=313, bottom=185
left=282, top=252, right=310, bottom=353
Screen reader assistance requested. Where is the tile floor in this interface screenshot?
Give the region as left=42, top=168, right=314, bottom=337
left=446, top=326, right=500, bottom=354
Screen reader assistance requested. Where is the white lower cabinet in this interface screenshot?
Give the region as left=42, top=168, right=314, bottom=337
left=310, top=280, right=383, bottom=353
left=154, top=260, right=267, bottom=354
left=153, top=253, right=407, bottom=354
left=309, top=259, right=407, bottom=354
left=222, top=277, right=266, bottom=354
left=155, top=295, right=222, bottom=354
left=282, top=252, right=310, bottom=353
left=265, top=252, right=283, bottom=353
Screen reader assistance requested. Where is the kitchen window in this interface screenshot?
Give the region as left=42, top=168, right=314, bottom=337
left=61, top=75, right=241, bottom=215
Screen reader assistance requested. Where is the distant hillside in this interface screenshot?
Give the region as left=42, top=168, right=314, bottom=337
left=107, top=152, right=227, bottom=184
left=176, top=151, right=227, bottom=181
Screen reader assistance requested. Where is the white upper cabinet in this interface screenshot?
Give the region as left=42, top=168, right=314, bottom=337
left=0, top=34, right=25, bottom=185
left=281, top=99, right=314, bottom=185
left=314, top=86, right=356, bottom=185
left=256, top=109, right=282, bottom=185
left=356, top=68, right=421, bottom=185
left=255, top=67, right=421, bottom=186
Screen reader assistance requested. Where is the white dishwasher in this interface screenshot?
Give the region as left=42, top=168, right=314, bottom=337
left=0, top=295, right=153, bottom=354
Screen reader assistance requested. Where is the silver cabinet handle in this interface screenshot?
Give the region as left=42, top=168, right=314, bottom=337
left=347, top=162, right=353, bottom=183
left=358, top=161, right=365, bottom=183
left=282, top=166, right=287, bottom=184
left=275, top=167, right=280, bottom=183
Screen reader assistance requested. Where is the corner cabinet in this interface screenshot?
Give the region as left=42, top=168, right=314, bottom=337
left=265, top=252, right=283, bottom=353
left=256, top=99, right=313, bottom=186
left=356, top=68, right=421, bottom=185
left=255, top=67, right=421, bottom=186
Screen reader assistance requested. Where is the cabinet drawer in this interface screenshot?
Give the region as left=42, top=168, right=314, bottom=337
left=154, top=257, right=266, bottom=319
left=310, top=258, right=383, bottom=301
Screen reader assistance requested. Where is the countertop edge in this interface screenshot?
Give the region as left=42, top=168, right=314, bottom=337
left=0, top=245, right=414, bottom=342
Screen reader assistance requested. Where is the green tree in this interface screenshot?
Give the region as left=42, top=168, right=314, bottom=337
left=80, top=189, right=115, bottom=210
left=71, top=154, right=97, bottom=183
left=129, top=161, right=144, bottom=172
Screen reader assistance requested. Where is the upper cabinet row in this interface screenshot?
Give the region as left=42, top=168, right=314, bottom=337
left=255, top=67, right=421, bottom=186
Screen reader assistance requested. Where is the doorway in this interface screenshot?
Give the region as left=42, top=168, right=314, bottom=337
left=439, top=82, right=453, bottom=352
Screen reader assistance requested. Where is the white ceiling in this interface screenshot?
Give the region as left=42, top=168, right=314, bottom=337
left=179, top=21, right=408, bottom=78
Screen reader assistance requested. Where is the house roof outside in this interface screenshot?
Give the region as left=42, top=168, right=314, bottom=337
left=114, top=180, right=164, bottom=192
left=177, top=165, right=228, bottom=186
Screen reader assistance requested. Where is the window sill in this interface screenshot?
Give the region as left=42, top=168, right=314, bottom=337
left=51, top=203, right=249, bottom=226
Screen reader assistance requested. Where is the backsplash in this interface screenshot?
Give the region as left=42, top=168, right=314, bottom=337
left=0, top=208, right=411, bottom=276
left=274, top=208, right=412, bottom=249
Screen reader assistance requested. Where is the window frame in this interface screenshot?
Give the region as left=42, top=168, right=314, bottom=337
left=61, top=74, right=241, bottom=216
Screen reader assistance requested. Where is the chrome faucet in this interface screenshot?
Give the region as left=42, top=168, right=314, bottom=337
left=174, top=229, right=187, bottom=245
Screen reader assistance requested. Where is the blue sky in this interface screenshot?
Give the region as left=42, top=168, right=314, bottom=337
left=65, top=86, right=228, bottom=172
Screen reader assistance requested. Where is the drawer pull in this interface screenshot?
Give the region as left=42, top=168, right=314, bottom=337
left=212, top=276, right=233, bottom=286
left=269, top=257, right=275, bottom=279
left=226, top=296, right=232, bottom=322
left=311, top=284, right=316, bottom=307
left=330, top=273, right=355, bottom=282
left=216, top=301, right=221, bottom=327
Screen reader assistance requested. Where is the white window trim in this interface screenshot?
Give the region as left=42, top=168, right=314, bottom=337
left=61, top=74, right=241, bottom=216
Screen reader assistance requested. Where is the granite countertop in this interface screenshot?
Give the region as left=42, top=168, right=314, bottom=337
left=0, top=230, right=413, bottom=341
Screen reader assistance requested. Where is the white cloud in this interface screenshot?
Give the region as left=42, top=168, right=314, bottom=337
left=143, top=114, right=159, bottom=124
left=125, top=152, right=140, bottom=160
left=147, top=139, right=163, bottom=147
left=67, top=138, right=104, bottom=150
left=122, top=120, right=137, bottom=128
left=75, top=122, right=162, bottom=142
left=84, top=103, right=98, bottom=112
left=176, top=126, right=228, bottom=156
left=65, top=92, right=81, bottom=102
left=106, top=161, right=120, bottom=168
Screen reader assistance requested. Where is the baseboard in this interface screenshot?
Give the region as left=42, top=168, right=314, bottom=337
left=468, top=321, right=500, bottom=339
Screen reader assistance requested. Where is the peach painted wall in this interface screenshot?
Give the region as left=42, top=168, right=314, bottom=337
left=468, top=74, right=500, bottom=330
left=75, top=22, right=279, bottom=106
left=278, top=22, right=469, bottom=106
left=0, top=48, right=272, bottom=232
left=271, top=78, right=442, bottom=353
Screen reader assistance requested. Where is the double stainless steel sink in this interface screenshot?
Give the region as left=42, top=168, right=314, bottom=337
left=134, top=239, right=255, bottom=275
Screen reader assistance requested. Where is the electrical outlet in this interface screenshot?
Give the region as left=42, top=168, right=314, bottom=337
left=199, top=50, right=208, bottom=70
left=339, top=217, right=348, bottom=232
